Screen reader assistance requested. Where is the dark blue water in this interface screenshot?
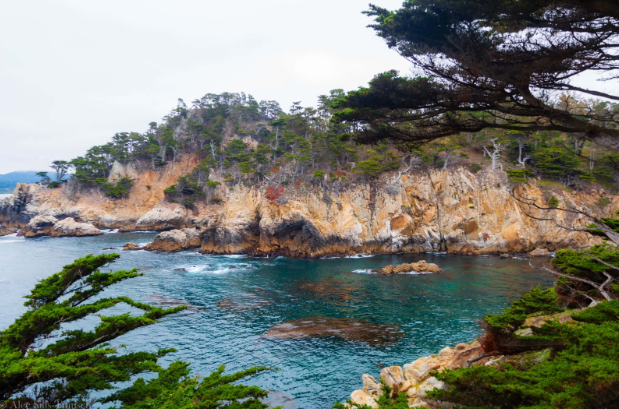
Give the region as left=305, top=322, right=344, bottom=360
left=0, top=232, right=553, bottom=408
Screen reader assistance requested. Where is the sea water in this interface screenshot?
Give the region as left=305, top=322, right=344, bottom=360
left=0, top=232, right=553, bottom=408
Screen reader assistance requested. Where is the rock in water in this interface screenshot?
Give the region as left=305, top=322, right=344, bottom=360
left=262, top=317, right=403, bottom=346
left=123, top=242, right=143, bottom=251
left=529, top=248, right=551, bottom=257
left=52, top=218, right=103, bottom=237
left=373, top=260, right=441, bottom=275
left=19, top=216, right=102, bottom=238
left=145, top=228, right=201, bottom=252
left=0, top=224, right=17, bottom=236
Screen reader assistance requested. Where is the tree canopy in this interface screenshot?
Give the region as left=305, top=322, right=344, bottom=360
left=332, top=0, right=619, bottom=149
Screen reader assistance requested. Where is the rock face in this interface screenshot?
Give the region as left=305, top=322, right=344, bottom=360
left=349, top=341, right=487, bottom=408
left=373, top=260, right=442, bottom=275
left=529, top=248, right=551, bottom=256
left=145, top=228, right=201, bottom=252
left=1, top=157, right=616, bottom=256
left=19, top=216, right=102, bottom=238
left=0, top=224, right=17, bottom=236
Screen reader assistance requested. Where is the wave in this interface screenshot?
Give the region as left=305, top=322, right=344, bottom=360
left=181, top=263, right=254, bottom=274
left=351, top=269, right=374, bottom=274
left=101, top=229, right=119, bottom=234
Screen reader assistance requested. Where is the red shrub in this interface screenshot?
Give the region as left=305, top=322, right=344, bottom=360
left=265, top=186, right=285, bottom=201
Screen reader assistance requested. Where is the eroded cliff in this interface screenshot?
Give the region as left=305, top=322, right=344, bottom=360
left=0, top=157, right=613, bottom=257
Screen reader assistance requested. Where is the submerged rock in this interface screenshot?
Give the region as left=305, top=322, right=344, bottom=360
left=145, top=228, right=201, bottom=252
left=294, top=278, right=358, bottom=301
left=373, top=260, right=441, bottom=275
left=262, top=317, right=404, bottom=346
left=145, top=294, right=205, bottom=312
left=216, top=298, right=270, bottom=310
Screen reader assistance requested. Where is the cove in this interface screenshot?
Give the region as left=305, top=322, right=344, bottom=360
left=0, top=232, right=553, bottom=408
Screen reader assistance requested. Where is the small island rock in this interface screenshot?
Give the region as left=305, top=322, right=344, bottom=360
left=372, top=260, right=441, bottom=275
left=145, top=228, right=201, bottom=252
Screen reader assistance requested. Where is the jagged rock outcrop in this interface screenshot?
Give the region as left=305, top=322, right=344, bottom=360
left=145, top=228, right=201, bottom=252
left=0, top=224, right=17, bottom=236
left=373, top=261, right=442, bottom=275
left=19, top=215, right=102, bottom=238
left=1, top=157, right=615, bottom=255
left=349, top=341, right=487, bottom=408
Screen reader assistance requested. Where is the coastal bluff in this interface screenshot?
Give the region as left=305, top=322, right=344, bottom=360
left=0, top=157, right=613, bottom=257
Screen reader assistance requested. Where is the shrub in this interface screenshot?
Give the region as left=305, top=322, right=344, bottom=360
left=507, top=169, right=534, bottom=184
left=146, top=184, right=152, bottom=190
left=469, top=163, right=482, bottom=173
left=354, top=160, right=382, bottom=178
left=47, top=181, right=61, bottom=189
left=210, top=197, right=223, bottom=204
left=206, top=180, right=220, bottom=188
left=102, top=177, right=133, bottom=199
left=164, top=184, right=177, bottom=195
left=548, top=195, right=560, bottom=208
left=598, top=197, right=611, bottom=207
left=313, top=170, right=326, bottom=179
left=265, top=186, right=285, bottom=201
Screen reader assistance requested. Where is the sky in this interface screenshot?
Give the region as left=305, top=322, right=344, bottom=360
left=0, top=0, right=411, bottom=174
left=1, top=1, right=617, bottom=174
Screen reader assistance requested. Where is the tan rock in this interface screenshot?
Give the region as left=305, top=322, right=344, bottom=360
left=404, top=357, right=441, bottom=383
left=19, top=215, right=58, bottom=237
left=52, top=217, right=102, bottom=237
left=0, top=224, right=17, bottom=236
left=350, top=390, right=378, bottom=408
left=374, top=260, right=442, bottom=275
left=123, top=242, right=142, bottom=251
left=362, top=374, right=382, bottom=396
left=417, top=377, right=447, bottom=397
left=380, top=366, right=412, bottom=397
left=145, top=229, right=201, bottom=252
left=529, top=248, right=551, bottom=256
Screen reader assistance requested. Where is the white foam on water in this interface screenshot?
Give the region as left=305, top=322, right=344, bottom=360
left=351, top=269, right=374, bottom=274
left=0, top=233, right=23, bottom=244
left=101, top=229, right=119, bottom=234
left=219, top=254, right=246, bottom=259
left=345, top=254, right=374, bottom=259
left=512, top=257, right=529, bottom=261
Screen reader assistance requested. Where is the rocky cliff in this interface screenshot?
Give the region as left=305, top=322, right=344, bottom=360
left=0, top=156, right=614, bottom=257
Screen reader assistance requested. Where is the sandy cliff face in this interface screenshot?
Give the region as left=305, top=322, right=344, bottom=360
left=0, top=157, right=613, bottom=256
left=199, top=169, right=610, bottom=257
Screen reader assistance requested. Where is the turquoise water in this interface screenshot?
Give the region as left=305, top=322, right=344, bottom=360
left=0, top=232, right=553, bottom=408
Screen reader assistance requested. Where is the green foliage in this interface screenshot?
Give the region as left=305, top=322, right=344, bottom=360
left=164, top=184, right=177, bottom=195
left=102, top=177, right=134, bottom=199
left=0, top=254, right=184, bottom=405
left=313, top=170, right=326, bottom=178
left=429, top=300, right=619, bottom=409
left=507, top=169, right=534, bottom=184
left=354, top=160, right=382, bottom=178
left=210, top=197, right=223, bottom=204
left=469, top=163, right=482, bottom=173
left=484, top=286, right=563, bottom=331
left=206, top=180, right=220, bottom=188
left=598, top=197, right=611, bottom=207
left=333, top=383, right=409, bottom=409
left=104, top=363, right=273, bottom=409
left=547, top=195, right=559, bottom=208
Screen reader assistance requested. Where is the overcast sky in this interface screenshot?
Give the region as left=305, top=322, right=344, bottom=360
left=1, top=1, right=617, bottom=175
left=0, top=0, right=412, bottom=174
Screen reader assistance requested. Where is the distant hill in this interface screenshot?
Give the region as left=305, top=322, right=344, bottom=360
left=0, top=171, right=52, bottom=193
